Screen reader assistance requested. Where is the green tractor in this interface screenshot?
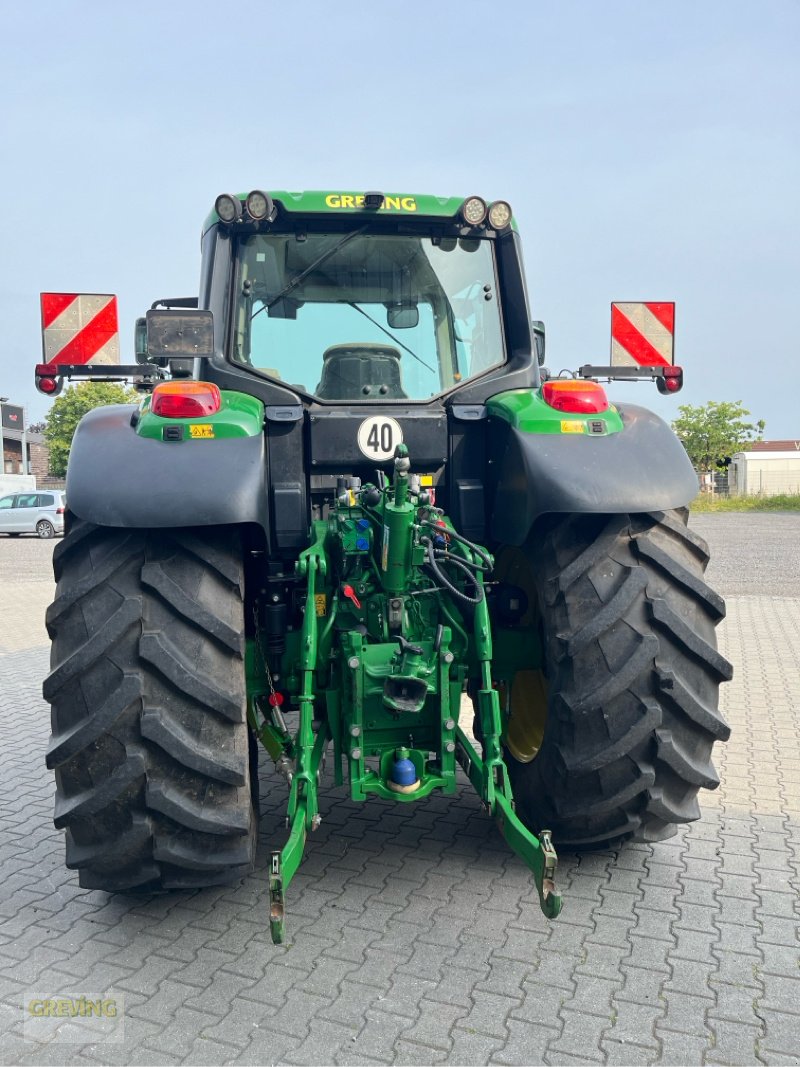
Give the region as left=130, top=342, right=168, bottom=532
left=36, top=191, right=731, bottom=942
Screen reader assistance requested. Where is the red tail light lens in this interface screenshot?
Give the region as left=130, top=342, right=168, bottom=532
left=542, top=380, right=609, bottom=414
left=151, top=381, right=221, bottom=418
left=657, top=366, right=683, bottom=394
left=56, top=507, right=65, bottom=514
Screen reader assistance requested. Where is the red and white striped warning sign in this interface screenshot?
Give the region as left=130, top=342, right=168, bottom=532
left=611, top=302, right=674, bottom=367
left=40, top=293, right=120, bottom=366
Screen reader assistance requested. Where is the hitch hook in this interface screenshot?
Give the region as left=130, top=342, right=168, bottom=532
left=269, top=852, right=285, bottom=944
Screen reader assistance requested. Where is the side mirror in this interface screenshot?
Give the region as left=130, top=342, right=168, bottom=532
left=532, top=320, right=545, bottom=366
left=387, top=304, right=419, bottom=329
left=145, top=309, right=214, bottom=364
left=134, top=317, right=149, bottom=364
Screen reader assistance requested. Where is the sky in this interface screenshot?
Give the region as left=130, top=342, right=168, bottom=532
left=0, top=0, right=797, bottom=436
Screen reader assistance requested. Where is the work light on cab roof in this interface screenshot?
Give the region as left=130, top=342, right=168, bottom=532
left=488, top=201, right=512, bottom=231
left=461, top=196, right=488, bottom=226
left=245, top=190, right=274, bottom=222
left=214, top=193, right=241, bottom=224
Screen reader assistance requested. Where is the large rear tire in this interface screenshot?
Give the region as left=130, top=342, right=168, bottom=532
left=506, top=510, right=732, bottom=847
left=45, top=520, right=257, bottom=890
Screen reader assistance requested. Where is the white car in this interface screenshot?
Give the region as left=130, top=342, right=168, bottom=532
left=0, top=490, right=66, bottom=538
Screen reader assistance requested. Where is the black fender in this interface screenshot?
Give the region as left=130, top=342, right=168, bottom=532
left=489, top=403, right=697, bottom=545
left=65, top=405, right=270, bottom=535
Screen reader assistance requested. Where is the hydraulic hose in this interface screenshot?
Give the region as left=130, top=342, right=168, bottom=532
left=421, top=537, right=484, bottom=605
left=431, top=548, right=492, bottom=573
left=419, top=518, right=494, bottom=572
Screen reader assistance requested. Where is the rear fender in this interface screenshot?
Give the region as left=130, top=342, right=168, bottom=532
left=65, top=403, right=270, bottom=535
left=488, top=396, right=697, bottom=545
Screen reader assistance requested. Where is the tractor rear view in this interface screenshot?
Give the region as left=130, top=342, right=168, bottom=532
left=36, top=191, right=731, bottom=941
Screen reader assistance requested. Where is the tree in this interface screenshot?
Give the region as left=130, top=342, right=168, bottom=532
left=671, top=401, right=765, bottom=472
left=44, top=382, right=138, bottom=477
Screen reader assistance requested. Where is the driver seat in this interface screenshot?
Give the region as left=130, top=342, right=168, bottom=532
left=316, top=343, right=407, bottom=400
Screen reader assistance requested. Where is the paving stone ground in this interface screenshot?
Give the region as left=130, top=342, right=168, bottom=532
left=0, top=519, right=798, bottom=1066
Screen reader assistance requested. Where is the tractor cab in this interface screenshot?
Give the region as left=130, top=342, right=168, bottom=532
left=188, top=192, right=542, bottom=552
left=227, top=221, right=508, bottom=402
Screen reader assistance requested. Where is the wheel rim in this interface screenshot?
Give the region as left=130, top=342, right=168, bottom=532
left=505, top=669, right=548, bottom=763
left=493, top=546, right=549, bottom=764
left=37, top=521, right=55, bottom=539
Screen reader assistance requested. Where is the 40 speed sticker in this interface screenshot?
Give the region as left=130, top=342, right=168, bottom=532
left=357, top=416, right=403, bottom=461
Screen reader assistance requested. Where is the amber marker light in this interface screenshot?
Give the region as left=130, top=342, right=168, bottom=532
left=151, top=381, right=222, bottom=418
left=542, top=379, right=609, bottom=414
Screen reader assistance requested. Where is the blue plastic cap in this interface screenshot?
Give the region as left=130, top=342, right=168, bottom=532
left=356, top=518, right=370, bottom=530
left=356, top=537, right=369, bottom=550
left=390, top=756, right=417, bottom=787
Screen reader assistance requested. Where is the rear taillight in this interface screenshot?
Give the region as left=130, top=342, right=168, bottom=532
left=657, top=366, right=683, bottom=394
left=56, top=507, right=65, bottom=514
left=151, top=381, right=221, bottom=418
left=542, top=379, right=609, bottom=414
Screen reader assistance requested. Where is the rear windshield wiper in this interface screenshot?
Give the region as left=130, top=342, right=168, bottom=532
left=252, top=226, right=369, bottom=321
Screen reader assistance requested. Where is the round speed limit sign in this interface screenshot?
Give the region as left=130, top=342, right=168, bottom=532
left=357, top=416, right=403, bottom=461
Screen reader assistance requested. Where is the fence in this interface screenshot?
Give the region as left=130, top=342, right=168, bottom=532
left=696, top=469, right=800, bottom=498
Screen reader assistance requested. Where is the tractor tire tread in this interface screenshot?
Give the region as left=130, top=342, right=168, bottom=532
left=506, top=510, right=730, bottom=848
left=46, top=523, right=255, bottom=891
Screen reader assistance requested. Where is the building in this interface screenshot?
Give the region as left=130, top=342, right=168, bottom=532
left=0, top=404, right=35, bottom=493
left=749, top=439, right=800, bottom=452
left=729, top=440, right=800, bottom=497
left=1, top=399, right=63, bottom=493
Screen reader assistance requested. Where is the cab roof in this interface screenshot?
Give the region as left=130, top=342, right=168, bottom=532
left=202, top=191, right=518, bottom=234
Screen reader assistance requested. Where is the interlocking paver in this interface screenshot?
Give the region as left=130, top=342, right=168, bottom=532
left=318, top=978, right=388, bottom=1028
left=490, top=1018, right=560, bottom=1065
left=511, top=978, right=571, bottom=1022
left=457, top=989, right=520, bottom=1039
left=616, top=963, right=666, bottom=1008
left=658, top=989, right=714, bottom=1039
left=627, top=933, right=674, bottom=974
left=664, top=956, right=715, bottom=996
left=548, top=1009, right=608, bottom=1062
left=602, top=999, right=663, bottom=1049
left=575, top=942, right=630, bottom=981
left=656, top=1030, right=712, bottom=1065
left=601, top=1038, right=660, bottom=1065
left=284, top=1018, right=364, bottom=1065
left=446, top=1027, right=507, bottom=1065
left=343, top=1008, right=405, bottom=1064
left=705, top=1018, right=765, bottom=1066
left=391, top=1038, right=449, bottom=1064
left=425, top=966, right=483, bottom=1010
left=670, top=928, right=719, bottom=964
left=200, top=999, right=270, bottom=1050
left=401, top=1000, right=468, bottom=1050
left=584, top=913, right=640, bottom=947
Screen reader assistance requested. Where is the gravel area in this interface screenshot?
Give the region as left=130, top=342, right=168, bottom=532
left=690, top=512, right=800, bottom=598
left=3, top=511, right=800, bottom=597
left=0, top=535, right=59, bottom=584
